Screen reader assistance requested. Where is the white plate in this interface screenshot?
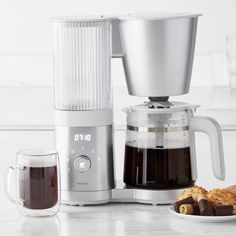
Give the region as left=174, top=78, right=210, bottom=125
left=169, top=206, right=236, bottom=223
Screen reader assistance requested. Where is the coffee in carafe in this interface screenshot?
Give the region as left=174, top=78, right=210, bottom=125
left=124, top=144, right=194, bottom=189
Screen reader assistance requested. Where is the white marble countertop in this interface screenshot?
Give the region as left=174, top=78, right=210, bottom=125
left=1, top=166, right=236, bottom=236
left=2, top=198, right=236, bottom=236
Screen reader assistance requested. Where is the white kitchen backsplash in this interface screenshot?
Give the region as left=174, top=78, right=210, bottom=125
left=0, top=54, right=217, bottom=87
left=0, top=86, right=235, bottom=129
left=0, top=55, right=53, bottom=86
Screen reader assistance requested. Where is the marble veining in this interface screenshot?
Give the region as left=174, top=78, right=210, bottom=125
left=1, top=199, right=236, bottom=236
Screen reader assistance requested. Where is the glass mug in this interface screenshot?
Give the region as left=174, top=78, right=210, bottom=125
left=4, top=149, right=60, bottom=217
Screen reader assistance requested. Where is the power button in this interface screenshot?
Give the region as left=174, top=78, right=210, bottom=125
left=74, top=155, right=91, bottom=173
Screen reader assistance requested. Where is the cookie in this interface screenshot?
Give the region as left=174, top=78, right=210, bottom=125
left=177, top=186, right=208, bottom=201
left=224, top=185, right=236, bottom=196
left=207, top=189, right=236, bottom=206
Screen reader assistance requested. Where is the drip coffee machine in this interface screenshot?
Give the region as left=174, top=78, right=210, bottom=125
left=53, top=13, right=225, bottom=205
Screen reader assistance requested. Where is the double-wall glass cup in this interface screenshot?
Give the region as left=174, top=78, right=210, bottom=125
left=4, top=149, right=60, bottom=217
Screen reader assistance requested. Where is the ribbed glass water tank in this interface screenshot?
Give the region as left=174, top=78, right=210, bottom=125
left=53, top=17, right=112, bottom=111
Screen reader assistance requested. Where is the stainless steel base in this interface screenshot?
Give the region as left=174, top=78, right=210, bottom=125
left=62, top=182, right=186, bottom=206
left=111, top=184, right=185, bottom=205
left=61, top=190, right=112, bottom=206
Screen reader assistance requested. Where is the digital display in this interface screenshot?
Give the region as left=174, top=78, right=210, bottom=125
left=74, top=134, right=91, bottom=142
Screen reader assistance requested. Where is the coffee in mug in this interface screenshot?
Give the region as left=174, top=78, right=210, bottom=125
left=19, top=160, right=58, bottom=210
left=5, top=149, right=60, bottom=217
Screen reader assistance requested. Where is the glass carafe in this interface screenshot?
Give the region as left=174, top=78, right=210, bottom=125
left=123, top=101, right=225, bottom=189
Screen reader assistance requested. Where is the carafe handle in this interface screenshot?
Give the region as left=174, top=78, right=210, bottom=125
left=189, top=116, right=225, bottom=180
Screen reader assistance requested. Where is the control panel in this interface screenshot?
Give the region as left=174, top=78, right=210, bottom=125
left=55, top=125, right=114, bottom=192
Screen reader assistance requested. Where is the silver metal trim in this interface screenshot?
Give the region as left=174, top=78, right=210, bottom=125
left=127, top=125, right=189, bottom=132
left=134, top=188, right=184, bottom=205
left=61, top=189, right=112, bottom=206
left=61, top=186, right=187, bottom=205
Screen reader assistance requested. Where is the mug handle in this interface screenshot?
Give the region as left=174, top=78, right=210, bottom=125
left=189, top=116, right=225, bottom=180
left=4, top=166, right=24, bottom=204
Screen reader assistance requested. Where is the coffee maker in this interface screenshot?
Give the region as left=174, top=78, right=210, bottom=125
left=53, top=13, right=225, bottom=205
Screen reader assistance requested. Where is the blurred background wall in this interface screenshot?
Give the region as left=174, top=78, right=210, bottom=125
left=0, top=0, right=235, bottom=87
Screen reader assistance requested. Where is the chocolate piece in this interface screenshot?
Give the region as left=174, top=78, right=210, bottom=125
left=197, top=194, right=213, bottom=216
left=233, top=206, right=236, bottom=214
left=192, top=202, right=200, bottom=215
left=214, top=205, right=234, bottom=216
left=179, top=203, right=200, bottom=215
left=174, top=196, right=195, bottom=213
left=198, top=199, right=213, bottom=216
